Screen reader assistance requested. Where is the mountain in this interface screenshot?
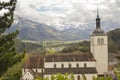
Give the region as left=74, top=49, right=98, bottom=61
left=6, top=16, right=91, bottom=41
left=107, top=28, right=120, bottom=53
left=6, top=16, right=120, bottom=41
left=107, top=28, right=120, bottom=61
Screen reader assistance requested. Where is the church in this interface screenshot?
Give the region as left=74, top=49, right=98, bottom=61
left=21, top=10, right=108, bottom=80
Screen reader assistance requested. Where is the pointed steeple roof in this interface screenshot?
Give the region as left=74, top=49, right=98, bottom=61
left=91, top=5, right=106, bottom=36
left=96, top=4, right=101, bottom=29
left=97, top=4, right=99, bottom=18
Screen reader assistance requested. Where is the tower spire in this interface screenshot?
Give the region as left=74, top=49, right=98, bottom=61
left=91, top=4, right=105, bottom=35
left=96, top=4, right=100, bottom=29
left=97, top=4, right=99, bottom=18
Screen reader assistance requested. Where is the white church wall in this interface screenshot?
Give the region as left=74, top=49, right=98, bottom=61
left=44, top=61, right=96, bottom=68
left=90, top=36, right=108, bottom=46
left=37, top=69, right=43, bottom=73
left=90, top=36, right=108, bottom=54
left=90, top=35, right=108, bottom=74
left=94, top=45, right=108, bottom=74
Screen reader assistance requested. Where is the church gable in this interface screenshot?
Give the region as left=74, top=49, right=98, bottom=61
left=22, top=69, right=35, bottom=80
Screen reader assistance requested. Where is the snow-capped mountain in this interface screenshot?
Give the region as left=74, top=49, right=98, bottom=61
left=6, top=16, right=120, bottom=41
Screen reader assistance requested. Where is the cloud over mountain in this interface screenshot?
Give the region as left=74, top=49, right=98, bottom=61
left=15, top=0, right=120, bottom=27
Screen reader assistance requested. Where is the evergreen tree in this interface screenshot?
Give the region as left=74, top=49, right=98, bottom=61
left=0, top=0, right=24, bottom=77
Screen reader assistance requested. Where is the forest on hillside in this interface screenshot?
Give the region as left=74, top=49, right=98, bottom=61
left=107, top=28, right=120, bottom=53
left=14, top=28, right=120, bottom=61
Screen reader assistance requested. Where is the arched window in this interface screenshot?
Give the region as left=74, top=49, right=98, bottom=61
left=84, top=63, right=87, bottom=68
left=54, top=64, right=56, bottom=68
left=61, top=64, right=64, bottom=68
left=77, top=75, right=80, bottom=80
left=69, top=63, right=71, bottom=68
left=97, top=38, right=100, bottom=45
left=76, top=63, right=79, bottom=68
left=101, top=38, right=104, bottom=45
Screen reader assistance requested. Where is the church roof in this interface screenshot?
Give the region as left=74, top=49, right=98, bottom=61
left=45, top=52, right=95, bottom=62
left=45, top=68, right=97, bottom=74
left=23, top=54, right=45, bottom=68
left=91, top=28, right=106, bottom=36
left=23, top=52, right=95, bottom=68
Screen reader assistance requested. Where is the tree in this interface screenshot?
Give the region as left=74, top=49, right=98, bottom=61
left=35, top=73, right=74, bottom=80
left=0, top=55, right=25, bottom=80
left=0, top=0, right=16, bottom=33
left=82, top=74, right=86, bottom=80
left=0, top=0, right=24, bottom=77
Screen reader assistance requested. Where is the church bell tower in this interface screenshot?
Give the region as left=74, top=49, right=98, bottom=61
left=90, top=7, right=108, bottom=75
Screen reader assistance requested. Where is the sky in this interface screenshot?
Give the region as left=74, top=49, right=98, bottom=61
left=0, top=0, right=10, bottom=16
left=5, top=0, right=120, bottom=26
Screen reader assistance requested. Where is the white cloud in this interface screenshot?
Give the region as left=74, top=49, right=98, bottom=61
left=15, top=0, right=120, bottom=26
left=0, top=0, right=10, bottom=16
left=0, top=0, right=10, bottom=2
left=0, top=9, right=9, bottom=16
